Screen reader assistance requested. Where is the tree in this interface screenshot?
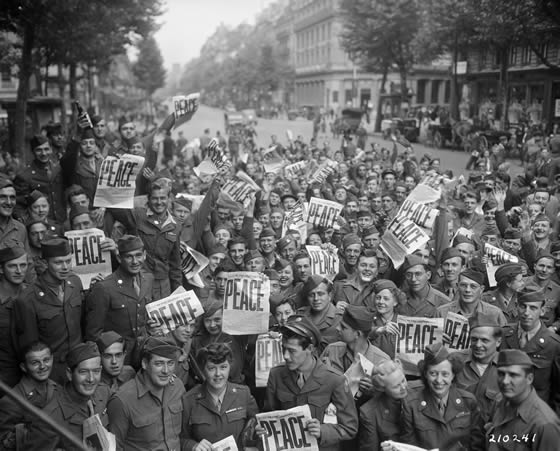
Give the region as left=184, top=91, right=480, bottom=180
left=0, top=0, right=163, bottom=158
left=339, top=0, right=423, bottom=131
left=133, top=35, right=166, bottom=121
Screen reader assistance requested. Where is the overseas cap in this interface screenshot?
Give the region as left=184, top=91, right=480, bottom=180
left=143, top=337, right=180, bottom=359
left=439, top=247, right=463, bottom=264
left=118, top=235, right=144, bottom=254
left=373, top=279, right=397, bottom=293
left=69, top=204, right=90, bottom=222
left=96, top=331, right=124, bottom=352
left=276, top=236, right=293, bottom=251
left=281, top=315, right=321, bottom=346
left=67, top=341, right=100, bottom=368
left=494, top=263, right=523, bottom=284
left=342, top=234, right=362, bottom=249
left=459, top=268, right=485, bottom=286
left=31, top=134, right=49, bottom=149
left=469, top=310, right=501, bottom=330
left=260, top=228, right=276, bottom=238
left=244, top=249, right=263, bottom=264
left=422, top=342, right=449, bottom=367
left=41, top=238, right=71, bottom=259
left=497, top=349, right=535, bottom=368
left=402, top=255, right=425, bottom=271
left=503, top=228, right=522, bottom=240
left=0, top=246, right=26, bottom=264
left=518, top=287, right=545, bottom=305
left=342, top=305, right=373, bottom=332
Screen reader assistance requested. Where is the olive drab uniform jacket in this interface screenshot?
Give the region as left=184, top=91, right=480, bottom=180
left=265, top=359, right=358, bottom=451
left=13, top=159, right=66, bottom=222
left=500, top=322, right=560, bottom=413
left=182, top=382, right=259, bottom=451
left=13, top=273, right=84, bottom=383
left=85, top=268, right=154, bottom=365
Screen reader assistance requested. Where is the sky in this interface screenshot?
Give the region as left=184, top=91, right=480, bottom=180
left=154, top=0, right=275, bottom=69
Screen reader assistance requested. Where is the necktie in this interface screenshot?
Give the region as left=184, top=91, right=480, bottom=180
left=438, top=400, right=445, bottom=416
left=87, top=399, right=95, bottom=417
left=45, top=164, right=52, bottom=180
left=519, top=332, right=528, bottom=348
left=297, top=372, right=305, bottom=389
left=215, top=397, right=221, bottom=411
left=133, top=276, right=140, bottom=296
left=57, top=285, right=64, bottom=303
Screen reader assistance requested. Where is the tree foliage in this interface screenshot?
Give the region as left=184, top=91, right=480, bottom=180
left=133, top=35, right=166, bottom=96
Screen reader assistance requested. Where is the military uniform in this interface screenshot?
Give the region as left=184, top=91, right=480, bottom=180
left=401, top=285, right=450, bottom=318
left=13, top=273, right=84, bottom=383
left=370, top=312, right=398, bottom=359
left=0, top=282, right=26, bottom=387
left=298, top=304, right=343, bottom=347
left=265, top=359, right=358, bottom=451
left=0, top=376, right=59, bottom=448
left=0, top=217, right=28, bottom=251
left=13, top=159, right=66, bottom=222
left=436, top=299, right=508, bottom=327
left=358, top=392, right=404, bottom=451
left=332, top=277, right=377, bottom=311
left=401, top=384, right=484, bottom=451
left=501, top=322, right=560, bottom=411
left=111, top=208, right=182, bottom=299
left=107, top=371, right=186, bottom=451
left=454, top=351, right=501, bottom=422
left=98, top=366, right=136, bottom=395
left=524, top=276, right=560, bottom=327
left=25, top=383, right=110, bottom=451
left=486, top=387, right=560, bottom=451
left=482, top=289, right=519, bottom=324
left=182, top=382, right=259, bottom=451
left=85, top=268, right=154, bottom=364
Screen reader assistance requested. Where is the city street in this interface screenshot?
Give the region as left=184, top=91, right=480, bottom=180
left=176, top=105, right=525, bottom=177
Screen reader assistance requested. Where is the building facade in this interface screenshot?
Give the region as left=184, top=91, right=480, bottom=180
left=461, top=41, right=560, bottom=130
left=288, top=0, right=451, bottom=116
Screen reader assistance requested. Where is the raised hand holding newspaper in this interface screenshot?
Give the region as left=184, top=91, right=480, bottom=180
left=145, top=287, right=204, bottom=335
left=172, top=92, right=200, bottom=128
left=211, top=435, right=238, bottom=451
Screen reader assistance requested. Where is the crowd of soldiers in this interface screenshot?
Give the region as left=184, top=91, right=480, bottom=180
left=0, top=103, right=559, bottom=451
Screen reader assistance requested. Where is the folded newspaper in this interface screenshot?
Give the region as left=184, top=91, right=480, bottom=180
left=382, top=441, right=437, bottom=451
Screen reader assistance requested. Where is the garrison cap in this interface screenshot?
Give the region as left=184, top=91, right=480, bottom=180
left=244, top=249, right=263, bottom=264
left=402, top=255, right=425, bottom=271
left=422, top=342, right=449, bottom=367
left=143, top=337, right=179, bottom=359
left=342, top=305, right=374, bottom=332
left=494, top=263, right=523, bottom=284
left=342, top=233, right=362, bottom=249
left=259, top=228, right=276, bottom=239
left=276, top=236, right=293, bottom=251
left=41, top=237, right=71, bottom=259
left=373, top=279, right=398, bottom=293
left=69, top=204, right=90, bottom=222
left=497, top=349, right=535, bottom=368
left=459, top=268, right=485, bottom=286
left=503, top=228, right=522, bottom=240
left=439, top=247, right=463, bottom=264
left=96, top=331, right=124, bottom=352
left=118, top=235, right=144, bottom=254
left=67, top=341, right=100, bottom=368
left=518, top=287, right=545, bottom=305
left=0, top=246, right=26, bottom=264
left=31, top=134, right=49, bottom=149
left=469, top=310, right=501, bottom=330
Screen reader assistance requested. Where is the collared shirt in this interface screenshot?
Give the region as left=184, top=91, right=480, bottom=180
left=209, top=386, right=227, bottom=411
left=402, top=285, right=450, bottom=318
left=519, top=322, right=541, bottom=344
left=146, top=208, right=176, bottom=229
left=107, top=371, right=185, bottom=451
left=436, top=299, right=507, bottom=326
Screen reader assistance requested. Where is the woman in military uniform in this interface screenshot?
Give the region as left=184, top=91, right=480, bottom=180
left=386, top=343, right=484, bottom=451
left=182, top=343, right=259, bottom=451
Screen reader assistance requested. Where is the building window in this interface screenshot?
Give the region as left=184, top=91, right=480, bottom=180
left=1, top=65, right=10, bottom=82
left=345, top=89, right=352, bottom=103
left=333, top=90, right=338, bottom=103
left=417, top=79, right=426, bottom=104
left=444, top=80, right=450, bottom=103
left=521, top=46, right=531, bottom=65
left=431, top=80, right=441, bottom=104
left=510, top=46, right=519, bottom=65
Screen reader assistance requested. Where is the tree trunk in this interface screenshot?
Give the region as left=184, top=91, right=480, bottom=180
left=375, top=63, right=389, bottom=133
left=449, top=31, right=460, bottom=121
left=497, top=46, right=509, bottom=130
left=58, top=64, right=68, bottom=135
left=14, top=23, right=35, bottom=161
left=69, top=63, right=77, bottom=125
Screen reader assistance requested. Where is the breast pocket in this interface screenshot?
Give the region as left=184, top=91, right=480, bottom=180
left=168, top=401, right=183, bottom=435
left=451, top=411, right=472, bottom=430
left=131, top=412, right=161, bottom=437
left=225, top=407, right=247, bottom=424
left=276, top=389, right=295, bottom=409
left=36, top=307, right=60, bottom=337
